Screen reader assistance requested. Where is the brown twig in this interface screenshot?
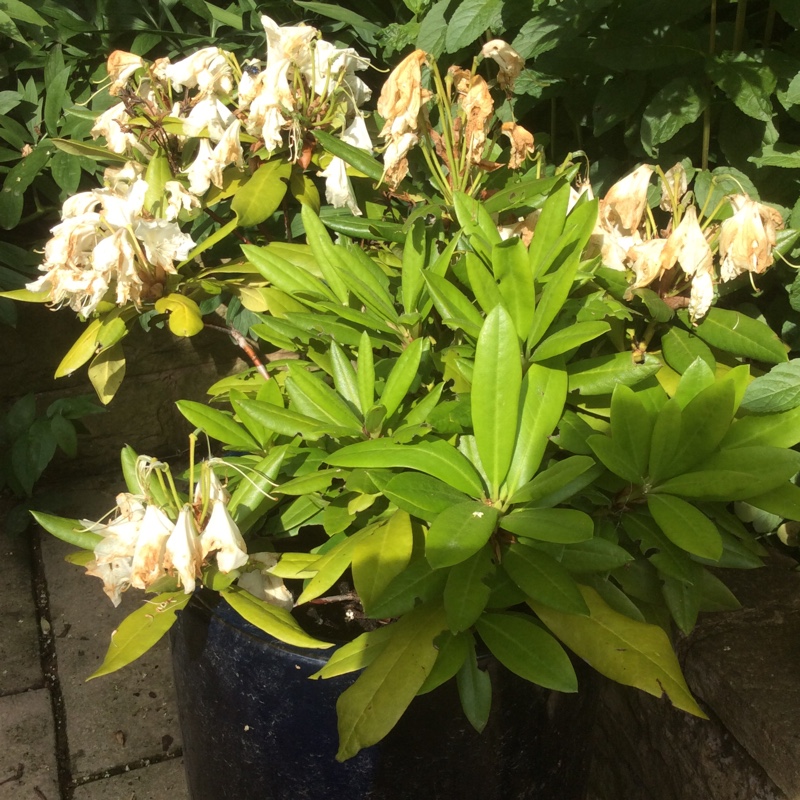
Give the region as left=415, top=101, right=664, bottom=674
left=204, top=207, right=252, bottom=244
left=204, top=322, right=271, bottom=381
left=0, top=764, right=23, bottom=786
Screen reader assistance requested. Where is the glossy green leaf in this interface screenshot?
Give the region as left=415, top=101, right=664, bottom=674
left=31, top=511, right=102, bottom=550
left=326, top=439, right=484, bottom=497
left=647, top=494, right=723, bottom=560
left=473, top=305, right=521, bottom=496
left=721, top=405, right=800, bottom=449
left=745, top=482, right=800, bottom=522
left=426, top=501, right=499, bottom=569
left=300, top=204, right=350, bottom=304
left=235, top=398, right=345, bottom=441
left=671, top=357, right=716, bottom=408
left=445, top=0, right=502, bottom=52
left=466, top=252, right=503, bottom=315
left=89, top=593, right=191, bottom=679
left=401, top=217, right=426, bottom=315
left=367, top=558, right=448, bottom=619
left=329, top=342, right=361, bottom=414
left=310, top=626, right=395, bottom=680
left=443, top=546, right=494, bottom=633
left=456, top=639, right=492, bottom=732
left=231, top=160, right=291, bottom=227
left=380, top=338, right=424, bottom=420
left=313, top=128, right=384, bottom=183
left=383, top=472, right=470, bottom=522
left=508, top=455, right=599, bottom=506
left=531, top=321, right=610, bottom=362
left=587, top=434, right=640, bottom=484
left=527, top=253, right=580, bottom=349
left=660, top=327, right=715, bottom=374
left=503, top=542, right=588, bottom=615
left=641, top=77, right=708, bottom=155
left=176, top=400, right=260, bottom=450
left=88, top=343, right=126, bottom=405
left=224, top=588, right=332, bottom=650
left=357, top=331, right=376, bottom=415
left=741, top=361, right=800, bottom=413
left=553, top=538, right=634, bottom=574
left=336, top=602, right=447, bottom=760
left=353, top=512, right=415, bottom=614
left=243, top=243, right=337, bottom=302
left=655, top=447, right=800, bottom=501
left=227, top=448, right=286, bottom=532
left=297, top=526, right=376, bottom=604
left=648, top=398, right=682, bottom=485
left=505, top=363, right=568, bottom=495
left=687, top=308, right=788, bottom=364
left=610, top=384, right=652, bottom=481
left=285, top=364, right=362, bottom=431
left=475, top=612, right=577, bottom=692
left=534, top=587, right=706, bottom=715
left=569, top=352, right=662, bottom=395
left=51, top=137, right=127, bottom=163
left=499, top=508, right=594, bottom=544
left=661, top=575, right=701, bottom=634
left=706, top=53, right=775, bottom=122
left=424, top=272, right=483, bottom=338
left=494, top=238, right=535, bottom=340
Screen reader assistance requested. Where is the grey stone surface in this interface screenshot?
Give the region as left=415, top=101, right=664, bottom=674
left=41, top=532, right=182, bottom=780
left=72, top=757, right=187, bottom=800
left=0, top=524, right=42, bottom=695
left=0, top=689, right=59, bottom=800
left=683, top=558, right=800, bottom=798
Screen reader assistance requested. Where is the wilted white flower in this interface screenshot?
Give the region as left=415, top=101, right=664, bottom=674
left=719, top=194, right=784, bottom=281
left=237, top=552, right=294, bottom=610
left=129, top=504, right=174, bottom=590
left=199, top=500, right=248, bottom=573
left=164, top=505, right=202, bottom=594
left=91, top=103, right=139, bottom=155
left=481, top=39, right=524, bottom=91
left=182, top=96, right=236, bottom=141
left=319, top=116, right=372, bottom=215
left=164, top=181, right=201, bottom=221
left=184, top=120, right=244, bottom=196
left=165, top=47, right=234, bottom=97
left=106, top=50, right=144, bottom=96
left=194, top=468, right=230, bottom=505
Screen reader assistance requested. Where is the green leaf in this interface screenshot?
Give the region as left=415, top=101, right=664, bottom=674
left=88, top=343, right=126, bottom=405
left=445, top=0, right=501, bottom=52
left=31, top=511, right=102, bottom=550
left=424, top=272, right=484, bottom=338
left=503, top=543, right=589, bottom=615
left=231, top=160, right=291, bottom=227
left=456, top=639, right=492, bottom=732
left=352, top=512, right=414, bottom=614
left=531, top=586, right=707, bottom=717
left=610, top=384, right=653, bottom=482
left=622, top=513, right=703, bottom=585
left=687, top=308, right=787, bottom=364
left=531, top=321, right=610, bottom=362
left=494, top=238, right=535, bottom=340
left=660, top=327, right=715, bottom=374
left=508, top=455, right=599, bottom=506
left=44, top=65, right=71, bottom=136
left=706, top=53, right=776, bottom=122
left=475, top=612, right=577, bottom=692
left=380, top=338, right=424, bottom=420
left=741, top=361, right=800, bottom=413
left=426, top=501, right=499, bottom=569
left=176, top=400, right=260, bottom=450
left=641, top=77, right=708, bottom=155
left=326, top=439, right=485, bottom=497
left=647, top=494, right=723, bottom=560
left=472, top=306, right=521, bottom=497
left=357, top=331, right=375, bottom=415
left=234, top=399, right=345, bottom=441
left=329, top=342, right=361, bottom=413
left=89, top=593, right=191, bottom=679
left=313, top=129, right=383, bottom=183
left=569, top=352, right=662, bottom=395
left=721, top=406, right=800, bottom=449
left=554, top=538, right=634, bottom=574
left=51, top=137, right=128, bottom=163
left=143, top=148, right=172, bottom=215
left=1, top=0, right=48, bottom=25
left=227, top=448, right=286, bottom=533
left=499, top=508, right=594, bottom=544
left=286, top=364, right=363, bottom=431
left=648, top=398, right=682, bottom=485
left=416, top=0, right=450, bottom=56
left=526, top=253, right=580, bottom=349
left=224, top=588, right=332, bottom=649
left=443, top=546, right=494, bottom=633
left=383, top=472, right=470, bottom=522
left=655, top=447, right=800, bottom=501
left=401, top=218, right=427, bottom=316
left=418, top=631, right=470, bottom=695
left=154, top=294, right=204, bottom=337
left=310, top=627, right=395, bottom=680
left=54, top=318, right=103, bottom=378
left=367, top=558, right=448, bottom=619
left=244, top=243, right=337, bottom=302
left=297, top=526, right=376, bottom=604
left=336, top=602, right=447, bottom=760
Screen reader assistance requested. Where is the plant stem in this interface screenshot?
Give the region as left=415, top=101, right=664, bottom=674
left=204, top=321, right=271, bottom=381
left=702, top=0, right=717, bottom=172
left=733, top=0, right=748, bottom=52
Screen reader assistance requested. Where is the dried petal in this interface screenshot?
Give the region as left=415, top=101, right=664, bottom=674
left=719, top=194, right=784, bottom=281
left=199, top=500, right=249, bottom=573
left=481, top=39, right=524, bottom=91
left=164, top=505, right=202, bottom=593
left=237, top=553, right=294, bottom=610
left=501, top=122, right=534, bottom=169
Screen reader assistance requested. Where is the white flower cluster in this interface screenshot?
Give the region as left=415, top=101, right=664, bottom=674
left=27, top=164, right=195, bottom=315
left=84, top=468, right=292, bottom=610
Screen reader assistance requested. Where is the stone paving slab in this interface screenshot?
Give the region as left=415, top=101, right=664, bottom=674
left=41, top=534, right=183, bottom=781
left=0, top=533, right=42, bottom=695
left=0, top=689, right=59, bottom=800
left=73, top=758, right=187, bottom=800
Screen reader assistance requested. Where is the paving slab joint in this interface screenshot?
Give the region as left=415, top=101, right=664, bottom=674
left=71, top=749, right=184, bottom=791
left=31, top=525, right=75, bottom=799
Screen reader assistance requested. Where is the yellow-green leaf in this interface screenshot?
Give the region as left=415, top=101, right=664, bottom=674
left=155, top=294, right=204, bottom=337
left=88, top=592, right=191, bottom=679
left=531, top=585, right=707, bottom=717
left=55, top=318, right=103, bottom=378
left=88, top=343, right=126, bottom=405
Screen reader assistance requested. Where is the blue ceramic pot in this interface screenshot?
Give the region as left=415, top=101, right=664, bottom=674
left=170, top=591, right=597, bottom=800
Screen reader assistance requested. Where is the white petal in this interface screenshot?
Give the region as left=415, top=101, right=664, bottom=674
left=199, top=500, right=248, bottom=573
left=164, top=506, right=202, bottom=593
